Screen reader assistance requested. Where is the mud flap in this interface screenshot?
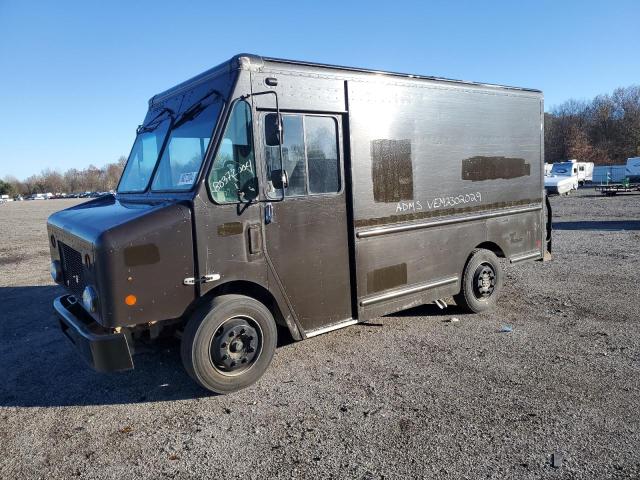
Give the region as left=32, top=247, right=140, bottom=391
left=544, top=192, right=552, bottom=260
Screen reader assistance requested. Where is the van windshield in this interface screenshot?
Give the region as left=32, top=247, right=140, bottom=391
left=151, top=93, right=223, bottom=191
left=118, top=86, right=225, bottom=193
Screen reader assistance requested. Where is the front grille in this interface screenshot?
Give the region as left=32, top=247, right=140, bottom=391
left=59, top=242, right=85, bottom=295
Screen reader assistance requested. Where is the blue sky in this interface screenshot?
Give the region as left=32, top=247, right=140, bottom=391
left=1, top=0, right=639, bottom=180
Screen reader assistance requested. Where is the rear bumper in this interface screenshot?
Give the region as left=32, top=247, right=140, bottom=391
left=54, top=295, right=134, bottom=372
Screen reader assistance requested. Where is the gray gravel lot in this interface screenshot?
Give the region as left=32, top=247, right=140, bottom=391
left=1, top=191, right=639, bottom=479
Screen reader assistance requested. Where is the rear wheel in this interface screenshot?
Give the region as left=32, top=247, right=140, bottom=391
left=454, top=249, right=503, bottom=313
left=181, top=294, right=277, bottom=394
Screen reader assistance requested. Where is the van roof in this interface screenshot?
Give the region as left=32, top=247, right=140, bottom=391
left=151, top=53, right=542, bottom=104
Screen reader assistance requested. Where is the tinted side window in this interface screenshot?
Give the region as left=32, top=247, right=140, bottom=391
left=209, top=101, right=257, bottom=203
left=306, top=116, right=339, bottom=194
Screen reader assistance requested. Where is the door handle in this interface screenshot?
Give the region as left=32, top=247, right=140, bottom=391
left=264, top=203, right=273, bottom=224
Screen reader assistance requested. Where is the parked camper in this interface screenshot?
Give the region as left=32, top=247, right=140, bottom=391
left=626, top=157, right=640, bottom=182
left=545, top=161, right=579, bottom=195
left=576, top=161, right=594, bottom=185
left=544, top=163, right=553, bottom=176
left=48, top=54, right=549, bottom=394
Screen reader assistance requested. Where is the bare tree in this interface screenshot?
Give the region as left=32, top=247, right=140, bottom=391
left=546, top=85, right=640, bottom=165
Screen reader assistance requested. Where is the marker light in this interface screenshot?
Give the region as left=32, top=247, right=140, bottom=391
left=125, top=294, right=137, bottom=306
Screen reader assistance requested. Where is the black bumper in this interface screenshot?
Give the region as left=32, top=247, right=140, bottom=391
left=54, top=295, right=134, bottom=372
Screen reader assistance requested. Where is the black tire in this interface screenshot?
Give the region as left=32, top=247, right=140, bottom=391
left=454, top=249, right=503, bottom=313
left=181, top=294, right=277, bottom=394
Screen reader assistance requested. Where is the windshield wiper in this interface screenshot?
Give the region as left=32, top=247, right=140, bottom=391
left=172, top=89, right=223, bottom=129
left=136, top=107, right=175, bottom=134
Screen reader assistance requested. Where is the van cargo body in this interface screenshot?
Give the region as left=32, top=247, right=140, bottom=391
left=48, top=54, right=549, bottom=393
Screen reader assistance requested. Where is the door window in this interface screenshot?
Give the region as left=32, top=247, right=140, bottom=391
left=306, top=116, right=340, bottom=194
left=208, top=100, right=258, bottom=203
left=264, top=114, right=340, bottom=198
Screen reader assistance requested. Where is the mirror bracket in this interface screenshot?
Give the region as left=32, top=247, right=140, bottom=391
left=242, top=90, right=285, bottom=202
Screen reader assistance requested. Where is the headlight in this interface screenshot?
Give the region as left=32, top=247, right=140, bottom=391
left=50, top=260, right=62, bottom=283
left=82, top=286, right=98, bottom=313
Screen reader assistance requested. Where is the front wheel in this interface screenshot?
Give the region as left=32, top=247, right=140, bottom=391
left=454, top=249, right=503, bottom=313
left=181, top=294, right=277, bottom=394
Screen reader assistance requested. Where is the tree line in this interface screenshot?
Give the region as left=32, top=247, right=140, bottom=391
left=0, top=156, right=127, bottom=196
left=1, top=84, right=639, bottom=196
left=545, top=85, right=640, bottom=165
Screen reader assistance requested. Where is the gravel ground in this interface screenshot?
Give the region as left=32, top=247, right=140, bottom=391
left=1, top=190, right=639, bottom=479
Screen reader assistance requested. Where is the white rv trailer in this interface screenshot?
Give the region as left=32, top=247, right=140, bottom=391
left=576, top=161, right=594, bottom=185
left=544, top=161, right=579, bottom=195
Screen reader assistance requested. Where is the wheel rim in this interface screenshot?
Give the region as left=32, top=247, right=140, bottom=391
left=209, top=316, right=262, bottom=376
left=472, top=262, right=497, bottom=299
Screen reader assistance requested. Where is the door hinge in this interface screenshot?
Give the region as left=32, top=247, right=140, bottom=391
left=183, top=273, right=221, bottom=286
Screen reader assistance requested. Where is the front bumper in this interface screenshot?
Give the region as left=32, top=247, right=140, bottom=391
left=54, top=295, right=134, bottom=372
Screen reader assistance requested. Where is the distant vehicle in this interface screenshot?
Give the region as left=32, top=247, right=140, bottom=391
left=27, top=193, right=46, bottom=200
left=48, top=53, right=550, bottom=394
left=576, top=161, right=594, bottom=185
left=626, top=157, right=640, bottom=182
left=545, top=161, right=579, bottom=195
left=14, top=195, right=24, bottom=201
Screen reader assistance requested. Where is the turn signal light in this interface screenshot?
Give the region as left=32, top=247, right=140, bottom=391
left=125, top=294, right=137, bottom=306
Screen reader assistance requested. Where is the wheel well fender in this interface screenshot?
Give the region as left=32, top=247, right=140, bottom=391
left=474, top=241, right=506, bottom=258
left=185, top=281, right=302, bottom=342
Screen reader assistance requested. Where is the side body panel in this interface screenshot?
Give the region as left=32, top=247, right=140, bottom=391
left=345, top=78, right=543, bottom=319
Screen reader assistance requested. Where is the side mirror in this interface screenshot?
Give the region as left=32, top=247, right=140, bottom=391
left=265, top=113, right=284, bottom=146
left=269, top=169, right=289, bottom=190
